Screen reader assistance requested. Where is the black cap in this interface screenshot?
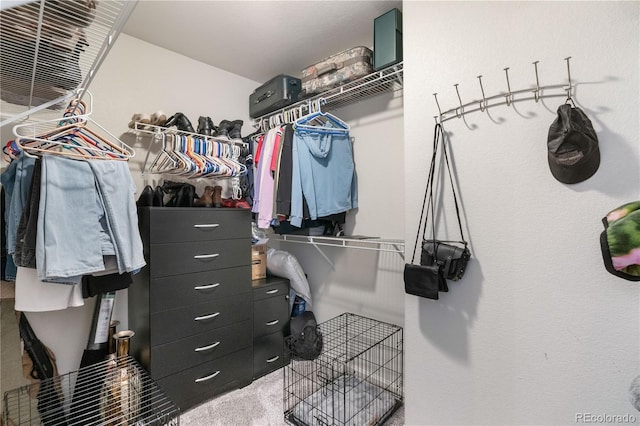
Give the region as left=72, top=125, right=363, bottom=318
left=547, top=104, right=600, bottom=184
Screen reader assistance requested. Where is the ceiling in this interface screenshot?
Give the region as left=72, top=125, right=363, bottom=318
left=123, top=0, right=402, bottom=83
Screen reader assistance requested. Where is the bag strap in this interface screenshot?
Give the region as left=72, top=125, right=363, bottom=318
left=441, top=129, right=466, bottom=244
left=411, top=123, right=442, bottom=264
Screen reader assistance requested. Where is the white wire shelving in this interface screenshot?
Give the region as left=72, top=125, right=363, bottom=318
left=253, top=62, right=403, bottom=130
left=269, top=234, right=405, bottom=267
left=0, top=0, right=137, bottom=127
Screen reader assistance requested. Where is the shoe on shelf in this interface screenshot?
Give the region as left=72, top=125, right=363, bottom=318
left=164, top=112, right=195, bottom=133
left=216, top=120, right=233, bottom=139
left=212, top=185, right=222, bottom=207
left=197, top=116, right=217, bottom=136
left=150, top=111, right=167, bottom=127
left=229, top=120, right=243, bottom=140
left=136, top=185, right=154, bottom=207
left=221, top=197, right=250, bottom=209
left=152, top=186, right=164, bottom=207
left=195, top=186, right=216, bottom=207
left=128, top=113, right=151, bottom=129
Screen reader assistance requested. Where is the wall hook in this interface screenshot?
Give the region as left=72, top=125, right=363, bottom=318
left=454, top=84, right=464, bottom=118
left=532, top=61, right=541, bottom=102
left=477, top=75, right=488, bottom=112
left=564, top=56, right=574, bottom=105
left=504, top=67, right=513, bottom=106
left=433, top=93, right=443, bottom=122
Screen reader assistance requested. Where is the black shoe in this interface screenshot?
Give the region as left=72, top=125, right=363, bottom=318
left=229, top=120, right=243, bottom=140
left=164, top=112, right=195, bottom=133
left=153, top=186, right=164, bottom=207
left=217, top=120, right=233, bottom=139
left=137, top=185, right=153, bottom=207
left=197, top=116, right=214, bottom=136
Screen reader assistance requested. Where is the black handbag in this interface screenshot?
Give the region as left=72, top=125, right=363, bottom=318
left=404, top=124, right=450, bottom=299
left=404, top=123, right=470, bottom=299
left=419, top=123, right=470, bottom=281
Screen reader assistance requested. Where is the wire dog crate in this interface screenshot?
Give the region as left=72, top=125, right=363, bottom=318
left=284, top=313, right=403, bottom=426
left=3, top=355, right=179, bottom=425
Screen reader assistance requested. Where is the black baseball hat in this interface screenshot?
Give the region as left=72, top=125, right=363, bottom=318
left=547, top=103, right=600, bottom=184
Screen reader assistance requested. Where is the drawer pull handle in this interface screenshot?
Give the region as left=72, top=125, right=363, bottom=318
left=195, top=341, right=221, bottom=352
left=194, top=283, right=220, bottom=291
left=194, top=253, right=219, bottom=260
left=266, top=289, right=279, bottom=295
left=266, top=356, right=280, bottom=363
left=194, top=312, right=220, bottom=321
left=195, top=371, right=220, bottom=383
left=265, top=319, right=279, bottom=326
left=193, top=224, right=220, bottom=229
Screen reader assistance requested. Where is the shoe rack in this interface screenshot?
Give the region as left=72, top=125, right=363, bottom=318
left=253, top=62, right=403, bottom=131
left=0, top=0, right=138, bottom=127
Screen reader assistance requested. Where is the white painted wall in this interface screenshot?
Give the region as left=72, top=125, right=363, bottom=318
left=403, top=2, right=640, bottom=425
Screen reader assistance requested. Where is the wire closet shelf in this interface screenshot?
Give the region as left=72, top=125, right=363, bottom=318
left=3, top=355, right=179, bottom=426
left=0, top=0, right=137, bottom=127
left=253, top=62, right=403, bottom=130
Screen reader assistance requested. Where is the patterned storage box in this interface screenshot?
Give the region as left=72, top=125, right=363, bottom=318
left=301, top=46, right=373, bottom=96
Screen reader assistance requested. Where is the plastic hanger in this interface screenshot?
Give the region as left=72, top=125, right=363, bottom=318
left=294, top=98, right=350, bottom=135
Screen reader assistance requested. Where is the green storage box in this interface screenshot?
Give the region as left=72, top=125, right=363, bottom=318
left=374, top=8, right=403, bottom=70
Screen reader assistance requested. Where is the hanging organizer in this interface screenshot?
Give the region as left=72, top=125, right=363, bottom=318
left=433, top=57, right=575, bottom=124
left=0, top=0, right=138, bottom=127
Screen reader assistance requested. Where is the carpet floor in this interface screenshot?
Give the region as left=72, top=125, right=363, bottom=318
left=181, top=369, right=404, bottom=426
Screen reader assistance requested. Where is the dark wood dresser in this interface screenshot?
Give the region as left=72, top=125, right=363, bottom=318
left=129, top=207, right=253, bottom=410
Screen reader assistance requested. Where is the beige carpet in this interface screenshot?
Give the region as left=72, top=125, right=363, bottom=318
left=181, top=369, right=404, bottom=426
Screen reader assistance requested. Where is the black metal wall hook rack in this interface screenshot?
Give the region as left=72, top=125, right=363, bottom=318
left=433, top=57, right=575, bottom=124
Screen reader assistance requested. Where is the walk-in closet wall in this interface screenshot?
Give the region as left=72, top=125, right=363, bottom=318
left=403, top=2, right=639, bottom=424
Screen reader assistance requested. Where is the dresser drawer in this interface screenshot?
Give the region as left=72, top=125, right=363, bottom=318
left=252, top=278, right=290, bottom=302
left=151, top=293, right=251, bottom=345
left=146, top=208, right=251, bottom=243
left=151, top=319, right=251, bottom=379
left=157, top=348, right=252, bottom=411
left=149, top=239, right=251, bottom=278
left=253, top=331, right=287, bottom=379
left=150, top=266, right=251, bottom=312
left=254, top=295, right=290, bottom=338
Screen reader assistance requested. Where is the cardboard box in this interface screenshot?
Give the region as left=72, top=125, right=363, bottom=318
left=251, top=244, right=267, bottom=280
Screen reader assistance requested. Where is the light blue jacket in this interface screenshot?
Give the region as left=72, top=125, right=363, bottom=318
left=290, top=129, right=357, bottom=227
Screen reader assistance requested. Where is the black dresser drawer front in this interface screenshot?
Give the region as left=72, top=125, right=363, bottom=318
left=253, top=296, right=290, bottom=337
left=253, top=278, right=290, bottom=302
left=151, top=320, right=252, bottom=379
left=150, top=239, right=251, bottom=278
left=148, top=208, right=251, bottom=243
left=150, top=266, right=251, bottom=312
left=253, top=332, right=287, bottom=379
left=151, top=293, right=251, bottom=345
left=157, top=348, right=252, bottom=411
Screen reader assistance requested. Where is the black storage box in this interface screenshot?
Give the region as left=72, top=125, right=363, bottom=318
left=374, top=8, right=403, bottom=70
left=249, top=74, right=301, bottom=118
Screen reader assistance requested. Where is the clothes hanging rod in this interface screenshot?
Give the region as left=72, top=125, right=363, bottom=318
left=434, top=57, right=574, bottom=124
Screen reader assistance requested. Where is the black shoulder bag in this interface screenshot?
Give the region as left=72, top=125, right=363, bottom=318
left=404, top=124, right=471, bottom=300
